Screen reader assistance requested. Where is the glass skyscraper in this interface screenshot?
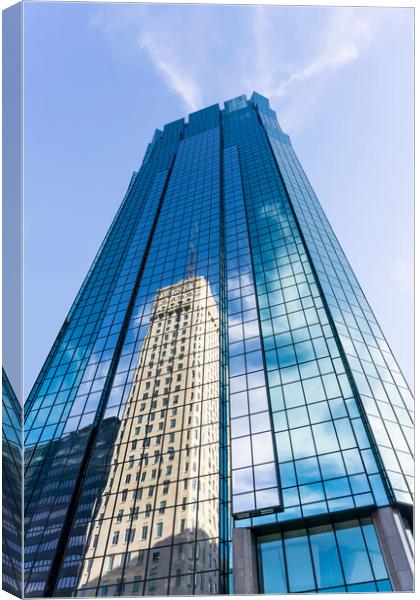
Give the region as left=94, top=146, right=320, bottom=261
left=19, top=92, right=413, bottom=597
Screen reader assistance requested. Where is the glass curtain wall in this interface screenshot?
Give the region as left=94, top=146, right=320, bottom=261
left=22, top=92, right=412, bottom=597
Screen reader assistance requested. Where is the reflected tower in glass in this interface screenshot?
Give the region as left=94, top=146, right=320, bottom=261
left=76, top=276, right=221, bottom=596
left=23, top=92, right=413, bottom=596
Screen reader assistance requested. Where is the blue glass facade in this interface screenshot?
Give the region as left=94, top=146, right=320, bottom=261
left=223, top=95, right=391, bottom=523
left=255, top=93, right=413, bottom=506
left=21, top=92, right=413, bottom=596
left=3, top=369, right=22, bottom=597
left=257, top=518, right=391, bottom=593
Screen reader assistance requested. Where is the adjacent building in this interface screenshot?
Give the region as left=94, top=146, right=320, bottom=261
left=22, top=92, right=413, bottom=597
left=2, top=370, right=23, bottom=597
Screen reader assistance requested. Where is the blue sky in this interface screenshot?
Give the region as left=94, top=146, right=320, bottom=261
left=23, top=2, right=414, bottom=397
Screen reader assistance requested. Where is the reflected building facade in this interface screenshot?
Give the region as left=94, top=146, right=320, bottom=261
left=76, top=276, right=221, bottom=596
left=24, top=416, right=120, bottom=597
left=22, top=92, right=413, bottom=597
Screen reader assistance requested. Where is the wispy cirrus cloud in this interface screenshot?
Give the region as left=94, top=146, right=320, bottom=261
left=246, top=6, right=379, bottom=132
left=90, top=5, right=392, bottom=127
left=89, top=4, right=205, bottom=111
left=139, top=31, right=203, bottom=111
left=266, top=8, right=374, bottom=97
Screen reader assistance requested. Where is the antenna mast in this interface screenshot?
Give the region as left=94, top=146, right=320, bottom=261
left=189, top=222, right=199, bottom=278
left=189, top=244, right=196, bottom=278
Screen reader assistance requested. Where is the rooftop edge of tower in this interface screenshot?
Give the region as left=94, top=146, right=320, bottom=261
left=142, top=92, right=284, bottom=165
left=162, top=91, right=272, bottom=133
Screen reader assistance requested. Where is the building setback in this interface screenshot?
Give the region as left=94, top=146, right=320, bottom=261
left=22, top=92, right=413, bottom=597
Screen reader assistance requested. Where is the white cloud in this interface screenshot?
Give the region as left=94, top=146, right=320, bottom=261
left=89, top=5, right=204, bottom=111
left=139, top=31, right=203, bottom=112
left=247, top=6, right=277, bottom=97
left=245, top=7, right=380, bottom=133
left=273, top=8, right=375, bottom=98
left=90, top=5, right=390, bottom=124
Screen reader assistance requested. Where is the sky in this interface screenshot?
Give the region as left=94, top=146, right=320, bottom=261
left=23, top=2, right=414, bottom=398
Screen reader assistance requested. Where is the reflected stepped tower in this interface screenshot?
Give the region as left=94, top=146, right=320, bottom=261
left=77, top=276, right=220, bottom=596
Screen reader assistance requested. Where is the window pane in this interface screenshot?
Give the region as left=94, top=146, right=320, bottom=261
left=309, top=526, right=344, bottom=589
left=232, top=467, right=253, bottom=494
left=290, top=427, right=315, bottom=459
left=312, top=421, right=340, bottom=453
left=361, top=522, right=388, bottom=580
left=252, top=432, right=274, bottom=464
left=284, top=530, right=315, bottom=592
left=335, top=522, right=374, bottom=584
left=254, top=462, right=277, bottom=490
left=232, top=437, right=252, bottom=469
left=257, top=535, right=287, bottom=593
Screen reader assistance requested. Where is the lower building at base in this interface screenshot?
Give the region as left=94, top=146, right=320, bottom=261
left=232, top=506, right=413, bottom=593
